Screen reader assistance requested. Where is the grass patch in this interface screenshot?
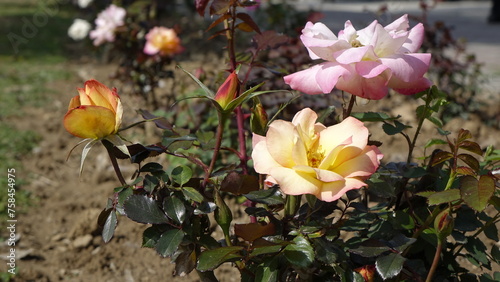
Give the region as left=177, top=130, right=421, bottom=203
left=0, top=0, right=76, bottom=223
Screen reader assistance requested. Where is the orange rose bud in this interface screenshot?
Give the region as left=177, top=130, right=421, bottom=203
left=214, top=71, right=240, bottom=110
left=63, top=79, right=123, bottom=140
left=355, top=265, right=375, bottom=282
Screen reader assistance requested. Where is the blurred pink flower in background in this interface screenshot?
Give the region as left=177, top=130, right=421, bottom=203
left=252, top=108, right=382, bottom=202
left=89, top=4, right=126, bottom=46
left=284, top=15, right=432, bottom=100
left=143, top=27, right=184, bottom=57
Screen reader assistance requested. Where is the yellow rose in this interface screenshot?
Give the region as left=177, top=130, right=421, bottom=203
left=252, top=108, right=382, bottom=202
left=64, top=79, right=122, bottom=140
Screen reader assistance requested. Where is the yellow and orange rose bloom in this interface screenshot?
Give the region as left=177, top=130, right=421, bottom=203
left=64, top=79, right=123, bottom=140
left=252, top=108, right=382, bottom=202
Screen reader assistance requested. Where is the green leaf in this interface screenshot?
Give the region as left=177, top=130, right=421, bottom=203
left=171, top=165, right=193, bottom=186
left=457, top=153, right=480, bottom=171
left=197, top=246, right=244, bottom=271
left=182, top=187, right=204, bottom=203
left=142, top=226, right=163, bottom=248
left=177, top=65, right=215, bottom=98
left=351, top=112, right=398, bottom=122
left=425, top=138, right=448, bottom=148
left=124, top=194, right=169, bottom=224
left=375, top=253, right=406, bottom=279
left=163, top=196, right=187, bottom=225
left=426, top=116, right=443, bottom=127
left=244, top=187, right=284, bottom=205
left=255, top=257, right=278, bottom=282
left=430, top=151, right=453, bottom=167
left=460, top=175, right=495, bottom=212
left=491, top=245, right=500, bottom=263
left=250, top=244, right=284, bottom=257
left=350, top=246, right=391, bottom=258
left=284, top=235, right=314, bottom=268
left=427, top=189, right=461, bottom=205
left=465, top=237, right=489, bottom=265
left=156, top=229, right=184, bottom=257
left=97, top=208, right=117, bottom=243
left=382, top=120, right=409, bottom=136
left=144, top=174, right=159, bottom=193
left=459, top=141, right=483, bottom=155
left=140, top=162, right=164, bottom=173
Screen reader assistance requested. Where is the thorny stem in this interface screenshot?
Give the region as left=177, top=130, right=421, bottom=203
left=203, top=114, right=226, bottom=188
left=225, top=6, right=249, bottom=174
left=426, top=241, right=443, bottom=282
left=407, top=91, right=433, bottom=165
left=402, top=206, right=443, bottom=257
left=343, top=94, right=356, bottom=120
left=104, top=143, right=127, bottom=186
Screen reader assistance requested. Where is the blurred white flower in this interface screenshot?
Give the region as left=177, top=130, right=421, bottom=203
left=68, top=19, right=91, bottom=40
left=77, top=0, right=93, bottom=8
left=89, top=4, right=126, bottom=46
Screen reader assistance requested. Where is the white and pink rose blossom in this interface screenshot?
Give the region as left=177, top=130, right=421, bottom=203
left=89, top=4, right=126, bottom=46
left=252, top=108, right=383, bottom=202
left=284, top=15, right=432, bottom=100
left=143, top=27, right=183, bottom=57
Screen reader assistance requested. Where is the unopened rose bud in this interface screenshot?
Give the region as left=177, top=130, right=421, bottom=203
left=214, top=190, right=233, bottom=241
left=434, top=209, right=454, bottom=241
left=355, top=265, right=375, bottom=282
left=250, top=101, right=268, bottom=135
left=214, top=71, right=239, bottom=110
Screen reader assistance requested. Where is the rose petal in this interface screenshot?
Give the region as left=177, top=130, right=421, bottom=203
left=270, top=167, right=322, bottom=196
left=380, top=53, right=431, bottom=82
left=319, top=178, right=367, bottom=202
left=64, top=105, right=117, bottom=139
left=284, top=64, right=325, bottom=94
left=265, top=120, right=296, bottom=167
left=333, top=146, right=382, bottom=178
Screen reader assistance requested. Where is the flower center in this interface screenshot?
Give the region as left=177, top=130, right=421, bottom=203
left=307, top=146, right=325, bottom=168
left=351, top=39, right=363, bottom=48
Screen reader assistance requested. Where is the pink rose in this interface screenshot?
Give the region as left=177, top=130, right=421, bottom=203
left=143, top=27, right=183, bottom=57
left=252, top=108, right=382, bottom=202
left=284, top=15, right=432, bottom=100
left=89, top=4, right=126, bottom=46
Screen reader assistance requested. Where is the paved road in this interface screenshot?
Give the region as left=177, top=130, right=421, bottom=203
left=294, top=0, right=500, bottom=97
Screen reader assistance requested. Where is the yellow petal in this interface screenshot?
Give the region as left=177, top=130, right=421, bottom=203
left=68, top=95, right=81, bottom=110
left=84, top=80, right=116, bottom=113
left=64, top=105, right=117, bottom=139
left=266, top=120, right=296, bottom=167
left=270, top=167, right=322, bottom=196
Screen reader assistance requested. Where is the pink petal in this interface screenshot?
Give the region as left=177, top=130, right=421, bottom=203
left=284, top=64, right=325, bottom=94
left=384, top=14, right=409, bottom=33
left=334, top=45, right=372, bottom=64
left=314, top=62, right=349, bottom=94
left=355, top=61, right=389, bottom=79
left=319, top=178, right=366, bottom=202
left=401, top=23, right=425, bottom=53
left=380, top=53, right=431, bottom=82
left=389, top=76, right=433, bottom=95
left=335, top=68, right=390, bottom=100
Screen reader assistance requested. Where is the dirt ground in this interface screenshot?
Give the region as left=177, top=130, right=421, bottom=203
left=3, top=57, right=500, bottom=281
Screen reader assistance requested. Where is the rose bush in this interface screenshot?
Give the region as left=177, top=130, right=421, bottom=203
left=284, top=14, right=432, bottom=99
left=252, top=108, right=383, bottom=202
